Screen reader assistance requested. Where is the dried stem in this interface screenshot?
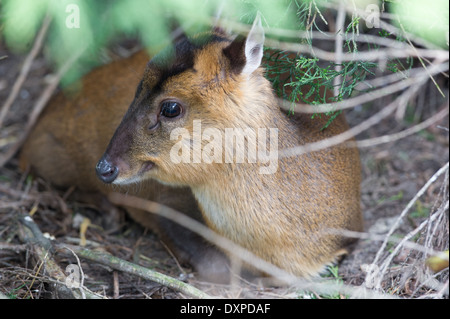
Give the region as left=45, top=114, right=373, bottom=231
left=264, top=38, right=447, bottom=62
left=59, top=244, right=212, bottom=299
left=368, top=162, right=449, bottom=290
left=107, top=192, right=396, bottom=299
left=0, top=45, right=86, bottom=167
left=17, top=214, right=102, bottom=299
left=333, top=1, right=346, bottom=97
left=279, top=81, right=425, bottom=159
left=356, top=103, right=449, bottom=148
left=0, top=15, right=52, bottom=128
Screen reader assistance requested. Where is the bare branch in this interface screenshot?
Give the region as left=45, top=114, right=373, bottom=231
left=368, top=162, right=449, bottom=290
left=219, top=18, right=426, bottom=51
left=59, top=244, right=212, bottom=299
left=264, top=38, right=448, bottom=62
left=333, top=1, right=346, bottom=97
left=356, top=103, right=449, bottom=148
left=0, top=15, right=52, bottom=128
left=0, top=45, right=86, bottom=167
left=279, top=82, right=425, bottom=159
left=17, top=214, right=102, bottom=299
left=107, top=192, right=397, bottom=299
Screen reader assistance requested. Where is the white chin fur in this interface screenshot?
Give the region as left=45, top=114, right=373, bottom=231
left=113, top=175, right=142, bottom=186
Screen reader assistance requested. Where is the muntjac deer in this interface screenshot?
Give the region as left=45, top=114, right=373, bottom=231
left=21, top=16, right=362, bottom=282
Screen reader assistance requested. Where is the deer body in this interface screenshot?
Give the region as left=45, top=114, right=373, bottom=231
left=191, top=112, right=362, bottom=276
left=21, top=17, right=362, bottom=281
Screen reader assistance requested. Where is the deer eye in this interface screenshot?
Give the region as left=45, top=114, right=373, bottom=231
left=160, top=101, right=182, bottom=118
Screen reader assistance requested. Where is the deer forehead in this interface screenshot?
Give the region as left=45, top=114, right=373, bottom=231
left=146, top=42, right=234, bottom=94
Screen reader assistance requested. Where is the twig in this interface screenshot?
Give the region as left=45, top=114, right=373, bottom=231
left=0, top=201, right=33, bottom=209
left=264, top=38, right=448, bottom=62
left=368, top=162, right=450, bottom=290
left=397, top=19, right=446, bottom=99
left=107, top=192, right=397, bottom=299
left=17, top=214, right=102, bottom=299
left=0, top=15, right=52, bottom=128
left=0, top=183, right=37, bottom=199
left=279, top=82, right=425, bottom=159
left=323, top=1, right=443, bottom=50
left=312, top=0, right=328, bottom=26
left=0, top=182, right=70, bottom=214
left=59, top=244, right=212, bottom=299
left=0, top=44, right=86, bottom=167
left=217, top=17, right=431, bottom=52
left=328, top=229, right=439, bottom=256
left=159, top=240, right=187, bottom=278
left=377, top=201, right=449, bottom=294
left=107, top=193, right=295, bottom=284
left=436, top=279, right=449, bottom=298
left=354, top=64, right=446, bottom=92
left=333, top=1, right=346, bottom=97
left=278, top=59, right=447, bottom=159
left=63, top=246, right=86, bottom=299
left=25, top=248, right=49, bottom=299
left=356, top=103, right=449, bottom=148
left=424, top=172, right=449, bottom=255
left=113, top=271, right=120, bottom=299
left=0, top=243, right=28, bottom=253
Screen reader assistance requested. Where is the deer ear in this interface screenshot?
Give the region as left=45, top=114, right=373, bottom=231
left=223, top=13, right=265, bottom=75
left=242, top=13, right=265, bottom=75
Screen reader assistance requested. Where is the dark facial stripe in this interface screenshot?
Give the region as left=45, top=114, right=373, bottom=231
left=147, top=32, right=230, bottom=95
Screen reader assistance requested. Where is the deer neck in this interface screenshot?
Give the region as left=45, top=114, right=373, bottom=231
left=190, top=89, right=298, bottom=241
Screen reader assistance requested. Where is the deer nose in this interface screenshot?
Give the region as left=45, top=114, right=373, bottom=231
left=96, top=157, right=119, bottom=183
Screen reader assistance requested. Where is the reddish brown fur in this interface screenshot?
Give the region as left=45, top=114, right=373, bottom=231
left=20, top=25, right=362, bottom=280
